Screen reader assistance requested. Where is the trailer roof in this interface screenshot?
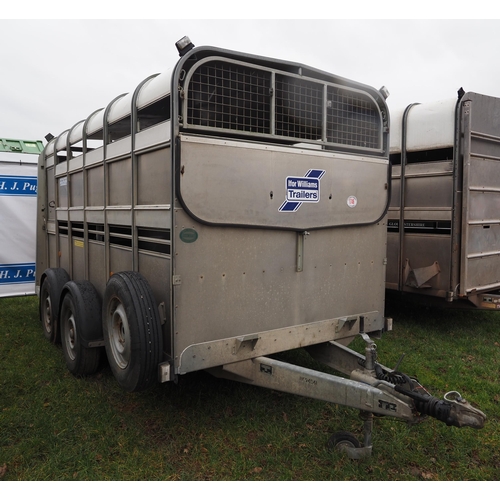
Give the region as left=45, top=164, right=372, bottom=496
left=390, top=98, right=457, bottom=153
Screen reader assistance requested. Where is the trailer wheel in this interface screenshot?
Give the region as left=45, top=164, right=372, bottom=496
left=60, top=281, right=103, bottom=376
left=102, top=271, right=163, bottom=392
left=40, top=268, right=70, bottom=343
left=327, top=431, right=361, bottom=451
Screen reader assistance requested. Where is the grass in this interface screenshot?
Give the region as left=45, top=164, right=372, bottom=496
left=1, top=295, right=499, bottom=481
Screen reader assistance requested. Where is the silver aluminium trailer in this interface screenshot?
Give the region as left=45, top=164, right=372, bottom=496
left=36, top=38, right=485, bottom=457
left=388, top=90, right=500, bottom=309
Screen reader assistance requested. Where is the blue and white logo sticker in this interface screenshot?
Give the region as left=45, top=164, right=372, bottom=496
left=279, top=169, right=325, bottom=213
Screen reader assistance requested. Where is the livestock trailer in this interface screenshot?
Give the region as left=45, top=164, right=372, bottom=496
left=35, top=38, right=485, bottom=457
left=388, top=90, right=500, bottom=309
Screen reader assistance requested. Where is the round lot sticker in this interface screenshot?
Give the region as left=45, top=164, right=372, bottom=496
left=179, top=228, right=198, bottom=243
left=347, top=196, right=357, bottom=208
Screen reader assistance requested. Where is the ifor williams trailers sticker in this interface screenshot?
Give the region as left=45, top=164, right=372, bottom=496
left=279, top=169, right=325, bottom=213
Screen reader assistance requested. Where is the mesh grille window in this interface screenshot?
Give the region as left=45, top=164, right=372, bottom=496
left=187, top=61, right=271, bottom=134
left=326, top=87, right=380, bottom=149
left=275, top=76, right=323, bottom=140
left=185, top=60, right=383, bottom=151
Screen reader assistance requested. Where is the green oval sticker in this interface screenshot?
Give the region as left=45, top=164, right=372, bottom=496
left=179, top=228, right=198, bottom=243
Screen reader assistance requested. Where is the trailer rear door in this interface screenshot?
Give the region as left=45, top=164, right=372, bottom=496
left=460, top=92, right=500, bottom=296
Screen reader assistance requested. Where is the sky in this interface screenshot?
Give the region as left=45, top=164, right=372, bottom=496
left=2, top=9, right=500, bottom=146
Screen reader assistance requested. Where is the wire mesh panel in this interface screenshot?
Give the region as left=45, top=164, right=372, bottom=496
left=275, top=75, right=323, bottom=141
left=187, top=60, right=271, bottom=134
left=326, top=87, right=381, bottom=149
left=185, top=59, right=382, bottom=152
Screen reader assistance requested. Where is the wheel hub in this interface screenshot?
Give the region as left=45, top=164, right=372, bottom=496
left=109, top=301, right=131, bottom=369
left=43, top=295, right=52, bottom=333
left=63, top=311, right=77, bottom=361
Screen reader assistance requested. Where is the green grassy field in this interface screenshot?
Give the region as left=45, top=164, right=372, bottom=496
left=1, top=295, right=499, bottom=481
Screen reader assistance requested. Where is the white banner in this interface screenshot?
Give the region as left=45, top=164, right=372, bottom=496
left=0, top=160, right=37, bottom=297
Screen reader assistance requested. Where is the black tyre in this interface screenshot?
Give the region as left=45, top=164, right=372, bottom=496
left=60, top=281, right=103, bottom=376
left=102, top=271, right=163, bottom=392
left=39, top=268, right=70, bottom=343
left=327, top=431, right=361, bottom=451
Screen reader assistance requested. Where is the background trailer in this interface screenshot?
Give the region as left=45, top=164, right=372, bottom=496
left=388, top=90, right=500, bottom=309
left=0, top=138, right=44, bottom=298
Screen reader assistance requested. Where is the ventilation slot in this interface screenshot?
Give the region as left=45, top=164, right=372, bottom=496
left=88, top=223, right=105, bottom=242
left=58, top=221, right=68, bottom=236
left=138, top=228, right=170, bottom=255
left=390, top=147, right=454, bottom=166
left=109, top=225, right=132, bottom=248
left=138, top=96, right=170, bottom=131
left=108, top=116, right=131, bottom=143
left=71, top=222, right=84, bottom=238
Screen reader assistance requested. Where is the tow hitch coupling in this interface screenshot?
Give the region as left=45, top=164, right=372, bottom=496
left=395, top=386, right=486, bottom=429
